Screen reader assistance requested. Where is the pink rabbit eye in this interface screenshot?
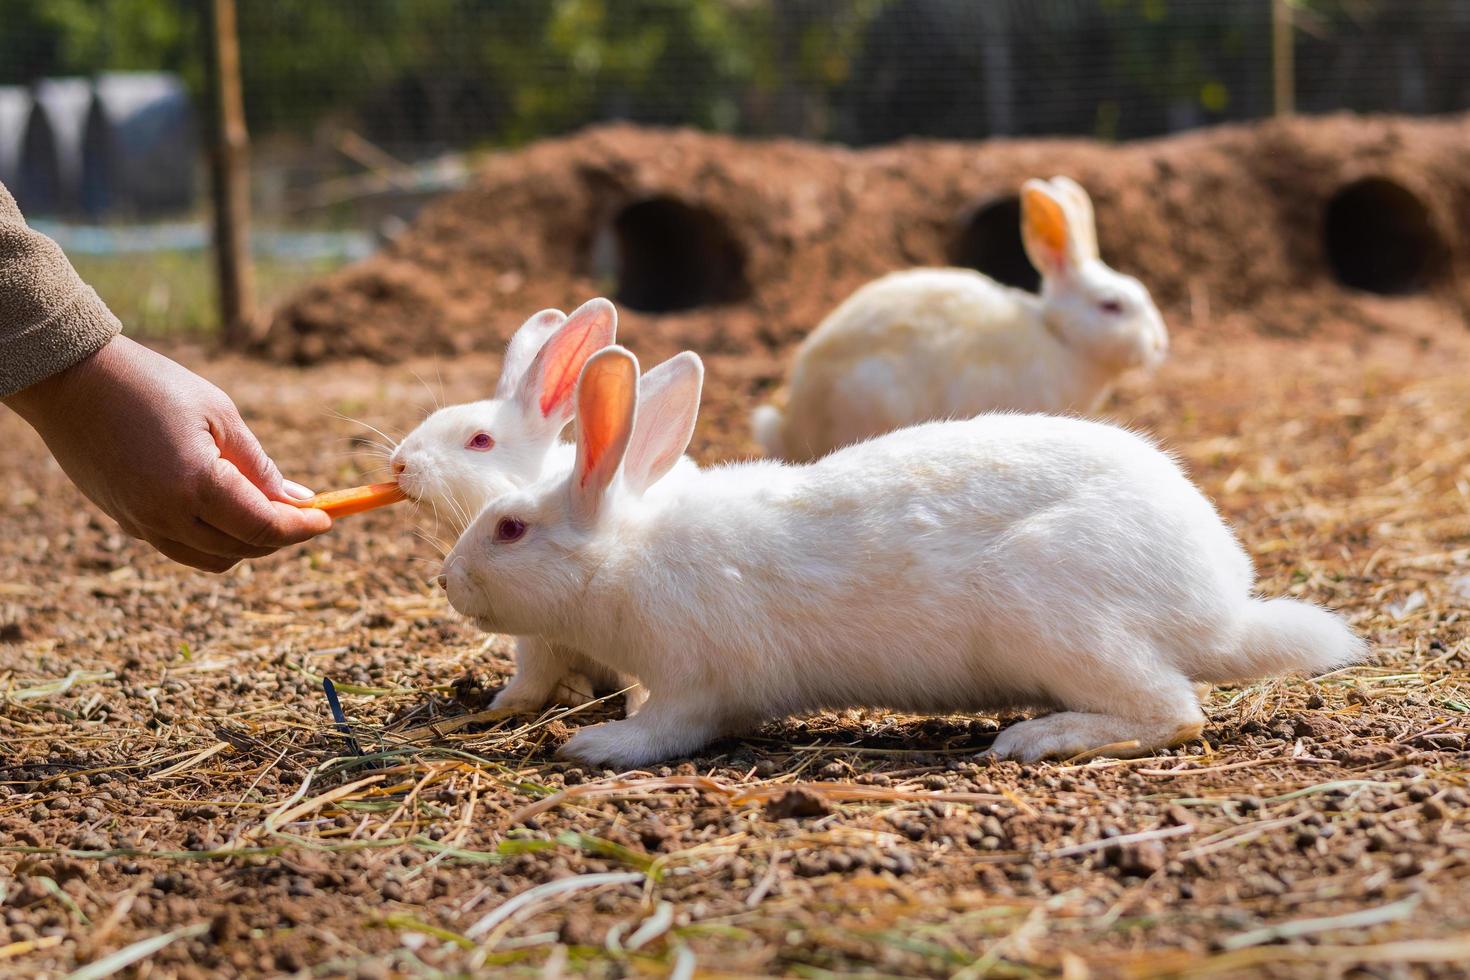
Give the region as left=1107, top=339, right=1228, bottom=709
left=494, top=517, right=527, bottom=543
left=466, top=432, right=494, bottom=451
left=1098, top=299, right=1124, bottom=315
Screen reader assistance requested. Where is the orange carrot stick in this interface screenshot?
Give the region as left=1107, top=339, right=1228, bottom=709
left=291, top=481, right=407, bottom=519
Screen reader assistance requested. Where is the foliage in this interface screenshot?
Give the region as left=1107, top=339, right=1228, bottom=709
left=2, top=0, right=1468, bottom=147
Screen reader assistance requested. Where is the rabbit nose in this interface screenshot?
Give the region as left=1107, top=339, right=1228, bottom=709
left=435, top=574, right=447, bottom=590
left=392, top=460, right=406, bottom=476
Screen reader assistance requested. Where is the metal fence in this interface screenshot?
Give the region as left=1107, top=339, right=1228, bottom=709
left=4, top=0, right=1470, bottom=219
left=230, top=0, right=1470, bottom=147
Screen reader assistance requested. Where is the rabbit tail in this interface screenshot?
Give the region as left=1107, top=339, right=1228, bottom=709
left=1196, top=598, right=1365, bottom=683
left=751, top=404, right=785, bottom=458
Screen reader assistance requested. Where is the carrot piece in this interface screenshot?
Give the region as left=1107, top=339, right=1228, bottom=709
left=290, top=481, right=407, bottom=519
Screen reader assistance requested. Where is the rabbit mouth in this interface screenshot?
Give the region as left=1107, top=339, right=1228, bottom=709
left=458, top=587, right=500, bottom=631
left=393, top=471, right=425, bottom=502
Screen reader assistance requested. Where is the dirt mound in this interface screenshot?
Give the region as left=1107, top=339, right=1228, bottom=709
left=257, top=115, right=1470, bottom=365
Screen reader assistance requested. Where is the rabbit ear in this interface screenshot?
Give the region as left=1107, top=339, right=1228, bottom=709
left=624, top=352, right=704, bottom=495
left=513, top=298, right=619, bottom=431
left=570, top=346, right=639, bottom=524
left=1020, top=179, right=1079, bottom=279
left=1048, top=176, right=1098, bottom=261
left=496, top=308, right=567, bottom=399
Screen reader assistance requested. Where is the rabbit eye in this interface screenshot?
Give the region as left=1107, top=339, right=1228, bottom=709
left=1098, top=299, right=1125, bottom=315
left=466, top=432, right=494, bottom=451
left=494, top=517, right=527, bottom=543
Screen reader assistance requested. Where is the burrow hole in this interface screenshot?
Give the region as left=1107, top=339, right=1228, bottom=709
left=592, top=196, right=750, bottom=313
left=1323, top=177, right=1446, bottom=295
left=947, top=195, right=1040, bottom=292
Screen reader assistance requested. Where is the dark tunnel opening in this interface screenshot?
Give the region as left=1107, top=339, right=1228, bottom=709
left=947, top=195, right=1040, bottom=292
left=598, top=196, right=750, bottom=313
left=1322, top=177, right=1446, bottom=295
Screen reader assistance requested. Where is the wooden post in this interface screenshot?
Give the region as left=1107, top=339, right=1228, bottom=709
left=1272, top=0, right=1295, bottom=116
left=204, top=0, right=256, bottom=344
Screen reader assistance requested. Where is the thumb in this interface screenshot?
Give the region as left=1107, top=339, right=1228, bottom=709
left=211, top=411, right=287, bottom=501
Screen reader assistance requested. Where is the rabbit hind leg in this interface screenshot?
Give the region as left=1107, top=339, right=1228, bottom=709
left=987, top=670, right=1204, bottom=763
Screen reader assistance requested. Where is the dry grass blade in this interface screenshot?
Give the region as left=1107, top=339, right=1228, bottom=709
left=64, top=924, right=209, bottom=980
left=1219, top=895, right=1422, bottom=951
left=463, top=871, right=645, bottom=943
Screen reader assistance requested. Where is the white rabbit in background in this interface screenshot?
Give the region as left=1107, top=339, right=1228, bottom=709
left=444, top=346, right=1363, bottom=769
left=753, top=176, right=1169, bottom=462
left=390, top=298, right=645, bottom=715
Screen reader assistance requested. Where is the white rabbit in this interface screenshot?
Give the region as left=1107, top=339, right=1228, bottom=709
left=444, top=346, right=1363, bottom=768
left=390, top=298, right=642, bottom=716
left=753, top=176, right=1169, bottom=462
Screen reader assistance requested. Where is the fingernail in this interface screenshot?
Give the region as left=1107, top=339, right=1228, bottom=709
left=283, top=480, right=316, bottom=500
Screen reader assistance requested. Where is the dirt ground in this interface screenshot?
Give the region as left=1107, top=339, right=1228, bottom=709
left=2, top=296, right=1469, bottom=977
left=257, top=117, right=1470, bottom=367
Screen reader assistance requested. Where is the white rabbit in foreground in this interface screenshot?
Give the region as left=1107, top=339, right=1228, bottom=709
left=390, top=298, right=646, bottom=715
left=445, top=346, right=1364, bottom=768
left=753, top=176, right=1169, bottom=462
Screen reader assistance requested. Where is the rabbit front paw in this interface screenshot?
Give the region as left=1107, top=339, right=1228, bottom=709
left=559, top=721, right=662, bottom=769
left=487, top=681, right=550, bottom=719
left=551, top=671, right=596, bottom=707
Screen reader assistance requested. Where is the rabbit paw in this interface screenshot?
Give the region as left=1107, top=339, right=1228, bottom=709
left=487, top=678, right=559, bottom=719
left=552, top=672, right=596, bottom=707
left=988, top=715, right=1100, bottom=762
left=624, top=685, right=649, bottom=717
left=559, top=721, right=662, bottom=770
left=988, top=711, right=1202, bottom=763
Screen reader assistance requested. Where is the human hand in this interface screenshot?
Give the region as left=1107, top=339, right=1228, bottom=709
left=4, top=336, right=331, bottom=572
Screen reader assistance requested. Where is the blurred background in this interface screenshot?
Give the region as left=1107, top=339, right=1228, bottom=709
left=1, top=0, right=1467, bottom=336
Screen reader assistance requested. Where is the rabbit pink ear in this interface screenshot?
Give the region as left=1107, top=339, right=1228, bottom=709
left=515, top=298, right=618, bottom=428
left=496, top=309, right=567, bottom=399
left=624, top=352, right=703, bottom=495
left=1020, top=180, right=1076, bottom=278
left=570, top=346, right=638, bottom=524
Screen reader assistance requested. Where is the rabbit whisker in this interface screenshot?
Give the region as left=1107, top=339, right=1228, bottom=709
left=330, top=410, right=403, bottom=449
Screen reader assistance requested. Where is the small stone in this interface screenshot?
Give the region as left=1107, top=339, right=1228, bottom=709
left=884, top=851, right=916, bottom=876
left=1421, top=798, right=1448, bottom=821
left=792, top=856, right=827, bottom=877
left=826, top=852, right=854, bottom=873
left=1111, top=840, right=1167, bottom=877
left=1392, top=853, right=1424, bottom=879
left=764, top=788, right=831, bottom=820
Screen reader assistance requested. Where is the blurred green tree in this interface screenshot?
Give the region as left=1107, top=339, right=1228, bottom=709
left=2, top=0, right=1467, bottom=149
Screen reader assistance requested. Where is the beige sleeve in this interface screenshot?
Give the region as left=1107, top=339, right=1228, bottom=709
left=0, top=181, right=122, bottom=398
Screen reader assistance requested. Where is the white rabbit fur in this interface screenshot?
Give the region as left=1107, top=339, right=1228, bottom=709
left=753, top=176, right=1169, bottom=462
left=446, top=346, right=1364, bottom=768
left=391, top=298, right=665, bottom=716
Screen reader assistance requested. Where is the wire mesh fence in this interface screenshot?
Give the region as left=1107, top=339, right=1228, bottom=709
left=5, top=1, right=1470, bottom=212
left=210, top=0, right=1470, bottom=148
